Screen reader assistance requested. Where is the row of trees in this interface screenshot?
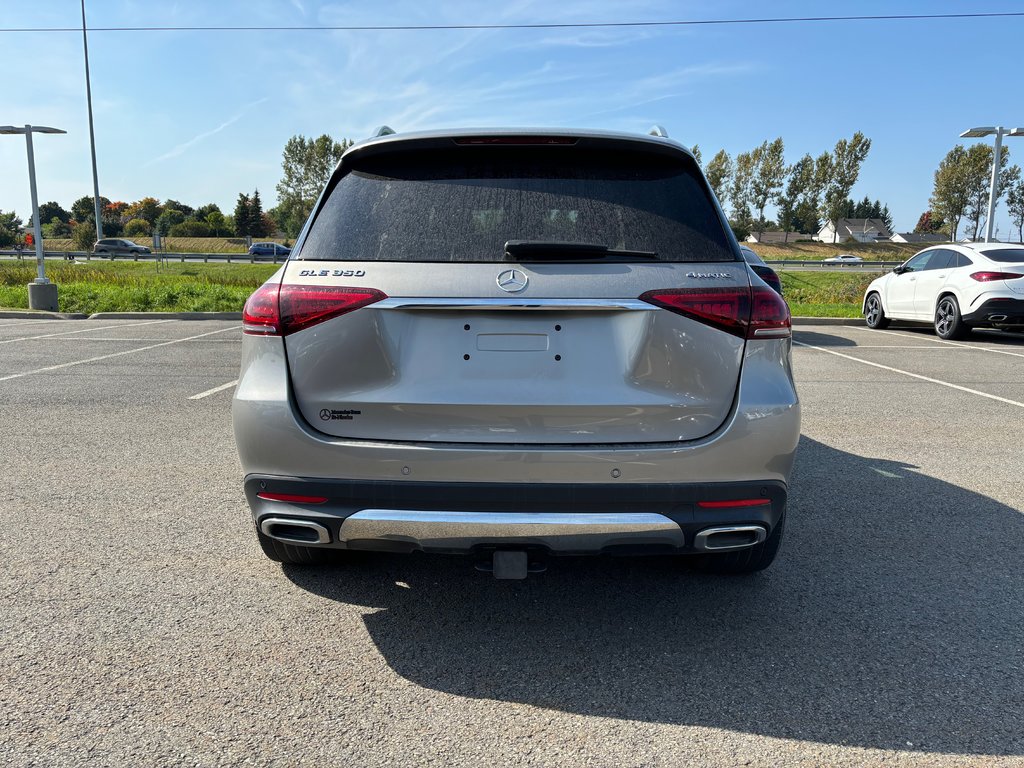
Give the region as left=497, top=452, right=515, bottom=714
left=6, top=190, right=280, bottom=250
left=927, top=144, right=1024, bottom=242
left=692, top=132, right=874, bottom=241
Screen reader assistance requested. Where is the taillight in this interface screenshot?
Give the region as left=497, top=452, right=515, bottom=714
left=242, top=283, right=387, bottom=336
left=698, top=499, right=771, bottom=509
left=242, top=282, right=280, bottom=335
left=970, top=271, right=1024, bottom=282
left=639, top=285, right=790, bottom=339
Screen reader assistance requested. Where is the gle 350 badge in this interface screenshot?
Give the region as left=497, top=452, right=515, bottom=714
left=298, top=269, right=367, bottom=277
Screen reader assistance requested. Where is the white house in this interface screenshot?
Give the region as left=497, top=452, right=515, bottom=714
left=815, top=218, right=892, bottom=244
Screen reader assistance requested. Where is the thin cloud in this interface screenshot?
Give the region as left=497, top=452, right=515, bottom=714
left=144, top=97, right=269, bottom=167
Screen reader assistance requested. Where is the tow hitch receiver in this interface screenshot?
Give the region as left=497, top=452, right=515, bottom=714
left=475, top=550, right=547, bottom=579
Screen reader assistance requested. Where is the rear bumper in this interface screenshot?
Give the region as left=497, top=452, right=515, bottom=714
left=962, top=297, right=1024, bottom=327
left=246, top=476, right=786, bottom=555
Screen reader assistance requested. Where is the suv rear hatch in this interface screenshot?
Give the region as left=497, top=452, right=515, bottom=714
left=255, top=135, right=788, bottom=445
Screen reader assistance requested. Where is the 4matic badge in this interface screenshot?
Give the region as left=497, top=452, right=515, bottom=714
left=319, top=408, right=361, bottom=421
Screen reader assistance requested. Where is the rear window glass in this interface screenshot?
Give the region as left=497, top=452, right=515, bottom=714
left=981, top=248, right=1024, bottom=263
left=298, top=148, right=735, bottom=262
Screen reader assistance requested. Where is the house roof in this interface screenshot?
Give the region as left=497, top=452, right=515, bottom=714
left=822, top=218, right=893, bottom=238
left=891, top=232, right=947, bottom=243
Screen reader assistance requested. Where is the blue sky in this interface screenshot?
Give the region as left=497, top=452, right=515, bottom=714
left=2, top=0, right=1023, bottom=235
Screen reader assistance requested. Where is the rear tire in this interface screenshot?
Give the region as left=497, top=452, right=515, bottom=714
left=935, top=295, right=969, bottom=340
left=256, top=530, right=334, bottom=564
left=864, top=292, right=890, bottom=329
left=691, top=514, right=785, bottom=574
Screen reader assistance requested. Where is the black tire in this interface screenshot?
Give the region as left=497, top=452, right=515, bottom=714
left=256, top=530, right=334, bottom=564
left=691, top=514, right=785, bottom=574
left=935, top=295, right=969, bottom=340
left=864, top=292, right=890, bottom=329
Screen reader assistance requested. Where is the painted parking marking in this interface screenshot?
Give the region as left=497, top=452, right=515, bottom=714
left=188, top=379, right=238, bottom=400
left=0, top=326, right=240, bottom=382
left=793, top=340, right=1024, bottom=409
left=0, top=319, right=82, bottom=329
left=845, top=326, right=1024, bottom=359
left=871, top=467, right=904, bottom=479
left=0, top=319, right=175, bottom=346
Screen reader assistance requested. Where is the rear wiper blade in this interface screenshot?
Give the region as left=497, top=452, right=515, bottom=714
left=503, top=240, right=658, bottom=262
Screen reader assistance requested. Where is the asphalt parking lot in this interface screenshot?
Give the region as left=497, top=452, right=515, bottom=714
left=1, top=318, right=1022, bottom=767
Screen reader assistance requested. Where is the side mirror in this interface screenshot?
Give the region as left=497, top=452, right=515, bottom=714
left=892, top=265, right=907, bottom=275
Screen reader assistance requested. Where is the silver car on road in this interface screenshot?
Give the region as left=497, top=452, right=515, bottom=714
left=233, top=127, right=800, bottom=578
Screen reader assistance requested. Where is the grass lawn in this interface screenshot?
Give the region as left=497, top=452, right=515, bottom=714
left=0, top=261, right=278, bottom=314
left=1, top=261, right=878, bottom=317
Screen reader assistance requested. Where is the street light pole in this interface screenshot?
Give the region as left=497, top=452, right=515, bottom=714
left=960, top=126, right=1024, bottom=243
left=81, top=0, right=104, bottom=240
left=0, top=125, right=67, bottom=311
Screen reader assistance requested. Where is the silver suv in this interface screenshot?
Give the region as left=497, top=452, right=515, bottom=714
left=233, top=127, right=799, bottom=578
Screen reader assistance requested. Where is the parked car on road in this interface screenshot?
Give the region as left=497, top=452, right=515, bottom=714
left=93, top=238, right=151, bottom=258
left=248, top=242, right=291, bottom=258
left=234, top=127, right=799, bottom=578
left=823, top=254, right=863, bottom=264
left=863, top=243, right=1024, bottom=338
left=739, top=244, right=784, bottom=295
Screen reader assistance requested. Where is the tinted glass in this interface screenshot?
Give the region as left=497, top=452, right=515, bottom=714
left=981, top=248, right=1024, bottom=263
left=903, top=252, right=935, bottom=272
left=924, top=250, right=953, bottom=270
left=956, top=253, right=974, bottom=268
left=299, top=148, right=735, bottom=262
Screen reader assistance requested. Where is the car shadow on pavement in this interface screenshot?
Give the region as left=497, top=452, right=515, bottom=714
left=282, top=436, right=1024, bottom=756
left=791, top=330, right=858, bottom=346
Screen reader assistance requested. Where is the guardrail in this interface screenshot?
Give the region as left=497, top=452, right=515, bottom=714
left=0, top=250, right=902, bottom=270
left=0, top=250, right=286, bottom=264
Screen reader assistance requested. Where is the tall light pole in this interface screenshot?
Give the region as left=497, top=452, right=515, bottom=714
left=0, top=125, right=67, bottom=311
left=82, top=0, right=103, bottom=239
left=960, top=126, right=1024, bottom=242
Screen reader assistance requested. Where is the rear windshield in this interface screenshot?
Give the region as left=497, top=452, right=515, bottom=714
left=298, top=148, right=735, bottom=262
left=981, top=248, right=1024, bottom=264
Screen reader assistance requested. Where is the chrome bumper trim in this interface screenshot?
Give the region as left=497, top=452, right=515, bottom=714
left=375, top=298, right=655, bottom=311
left=338, top=510, right=685, bottom=553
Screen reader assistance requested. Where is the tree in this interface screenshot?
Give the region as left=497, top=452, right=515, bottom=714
left=730, top=151, right=755, bottom=227
left=275, top=134, right=351, bottom=236
left=124, top=218, right=152, bottom=237
left=930, top=146, right=971, bottom=241
left=776, top=154, right=814, bottom=241
left=0, top=210, right=22, bottom=247
left=823, top=132, right=872, bottom=241
left=125, top=197, right=162, bottom=224
left=70, top=195, right=112, bottom=224
left=690, top=144, right=702, bottom=167
left=705, top=150, right=732, bottom=207
left=1004, top=165, right=1024, bottom=242
left=913, top=210, right=944, bottom=234
left=71, top=221, right=96, bottom=251
left=42, top=216, right=72, bottom=238
left=749, top=138, right=786, bottom=237
left=29, top=201, right=70, bottom=229
left=155, top=208, right=186, bottom=234
left=233, top=190, right=269, bottom=237
left=163, top=199, right=194, bottom=218
left=963, top=144, right=1012, bottom=240
left=234, top=193, right=253, bottom=236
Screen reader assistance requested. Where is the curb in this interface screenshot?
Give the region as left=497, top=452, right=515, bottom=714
left=0, top=310, right=89, bottom=320
left=792, top=317, right=865, bottom=326
left=86, top=312, right=243, bottom=321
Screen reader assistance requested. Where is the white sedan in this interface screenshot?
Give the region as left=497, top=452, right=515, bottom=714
left=862, top=243, right=1024, bottom=338
left=823, top=254, right=864, bottom=264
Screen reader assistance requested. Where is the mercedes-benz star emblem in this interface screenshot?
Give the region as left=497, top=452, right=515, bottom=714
left=496, top=269, right=528, bottom=293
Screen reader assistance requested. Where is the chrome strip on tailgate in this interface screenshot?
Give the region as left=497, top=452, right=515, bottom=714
left=374, top=298, right=655, bottom=311
left=339, top=510, right=685, bottom=552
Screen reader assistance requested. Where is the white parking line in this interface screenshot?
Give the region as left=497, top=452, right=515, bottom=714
left=0, top=326, right=240, bottom=382
left=793, top=340, right=1024, bottom=409
left=0, top=319, right=176, bottom=345
left=847, top=326, right=1024, bottom=359
left=188, top=379, right=238, bottom=400
left=0, top=319, right=80, bottom=329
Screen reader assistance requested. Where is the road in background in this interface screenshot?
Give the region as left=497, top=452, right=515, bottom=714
left=1, top=320, right=1022, bottom=766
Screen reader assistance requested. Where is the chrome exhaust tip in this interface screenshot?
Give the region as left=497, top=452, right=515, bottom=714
left=693, top=525, right=767, bottom=552
left=988, top=314, right=1008, bottom=322
left=259, top=517, right=331, bottom=545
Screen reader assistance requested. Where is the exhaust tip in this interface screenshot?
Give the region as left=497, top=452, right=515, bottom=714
left=693, top=525, right=767, bottom=552
left=988, top=314, right=1008, bottom=322
left=260, top=517, right=331, bottom=545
